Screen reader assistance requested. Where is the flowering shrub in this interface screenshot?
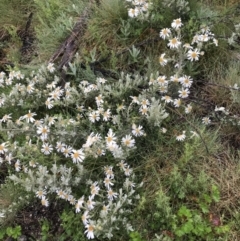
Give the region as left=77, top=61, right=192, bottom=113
left=0, top=7, right=219, bottom=238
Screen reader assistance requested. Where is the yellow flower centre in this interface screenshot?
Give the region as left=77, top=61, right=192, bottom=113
left=176, top=19, right=181, bottom=25
left=171, top=38, right=177, bottom=45
left=162, top=29, right=168, bottom=35
left=106, top=170, right=113, bottom=176
left=73, top=152, right=79, bottom=158
left=42, top=128, right=47, bottom=134
left=88, top=225, right=94, bottom=232
left=27, top=85, right=32, bottom=91
left=158, top=78, right=165, bottom=83
left=165, top=96, right=171, bottom=100
left=191, top=52, right=197, bottom=58
left=38, top=191, right=43, bottom=196
left=125, top=140, right=130, bottom=146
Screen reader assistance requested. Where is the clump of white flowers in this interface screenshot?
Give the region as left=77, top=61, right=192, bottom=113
left=0, top=15, right=218, bottom=239
left=156, top=18, right=218, bottom=139
left=126, top=0, right=151, bottom=19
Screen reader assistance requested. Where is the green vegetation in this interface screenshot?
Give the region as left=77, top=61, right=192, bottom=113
left=0, top=0, right=240, bottom=240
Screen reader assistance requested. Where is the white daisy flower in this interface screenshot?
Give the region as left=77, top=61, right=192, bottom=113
left=130, top=96, right=140, bottom=104
left=0, top=71, right=5, bottom=79
left=36, top=189, right=47, bottom=199
left=161, top=127, right=167, bottom=133
left=87, top=196, right=95, bottom=210
left=97, top=77, right=107, bottom=84
left=104, top=176, right=114, bottom=189
left=90, top=182, right=100, bottom=197
left=23, top=110, right=37, bottom=123
left=180, top=75, right=193, bottom=88
left=185, top=104, right=192, bottom=114
left=128, top=8, right=139, bottom=18
left=41, top=143, right=53, bottom=155
left=202, top=117, right=211, bottom=125
left=187, top=49, right=200, bottom=61
left=124, top=165, right=133, bottom=176
left=45, top=98, right=54, bottom=109
left=89, top=111, right=100, bottom=123
left=105, top=129, right=117, bottom=145
left=107, top=189, right=118, bottom=201
left=213, top=38, right=218, bottom=46
left=62, top=145, right=73, bottom=157
left=57, top=189, right=66, bottom=199
left=141, top=99, right=150, bottom=107
left=161, top=95, right=172, bottom=103
left=173, top=98, right=182, bottom=107
left=159, top=53, right=168, bottom=66
left=41, top=196, right=49, bottom=207
left=37, top=125, right=50, bottom=140
left=102, top=109, right=111, bottom=121
left=159, top=85, right=168, bottom=93
left=104, top=166, right=114, bottom=178
left=132, top=124, right=144, bottom=137
left=84, top=223, right=95, bottom=239
left=171, top=18, right=183, bottom=29
left=176, top=131, right=186, bottom=141
left=167, top=37, right=181, bottom=49
left=157, top=75, right=167, bottom=86
left=0, top=114, right=12, bottom=123
left=178, top=88, right=190, bottom=98
left=75, top=196, right=84, bottom=213
left=0, top=142, right=8, bottom=154
left=49, top=87, right=63, bottom=100
left=14, top=159, right=21, bottom=172
left=71, top=149, right=85, bottom=163
left=56, top=141, right=65, bottom=152
left=139, top=106, right=148, bottom=115
left=96, top=148, right=105, bottom=156
left=47, top=63, right=55, bottom=73
left=183, top=43, right=193, bottom=49
left=160, top=28, right=171, bottom=39
left=0, top=97, right=5, bottom=107
left=95, top=94, right=104, bottom=106
left=26, top=83, right=35, bottom=94
left=122, top=135, right=135, bottom=148
left=82, top=211, right=89, bottom=225
left=148, top=77, right=155, bottom=86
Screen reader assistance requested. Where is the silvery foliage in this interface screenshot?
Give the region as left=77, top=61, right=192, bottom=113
left=228, top=23, right=240, bottom=47
left=162, top=0, right=190, bottom=14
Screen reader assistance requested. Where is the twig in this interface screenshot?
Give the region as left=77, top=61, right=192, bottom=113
left=20, top=12, right=34, bottom=64
left=49, top=1, right=96, bottom=86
